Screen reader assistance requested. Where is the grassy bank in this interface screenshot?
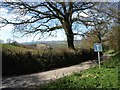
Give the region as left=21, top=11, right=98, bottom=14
left=39, top=54, right=119, bottom=89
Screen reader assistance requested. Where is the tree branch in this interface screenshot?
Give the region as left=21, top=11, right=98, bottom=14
left=47, top=2, right=65, bottom=18
left=72, top=2, right=96, bottom=13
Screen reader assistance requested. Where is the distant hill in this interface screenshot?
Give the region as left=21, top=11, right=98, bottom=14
left=21, top=40, right=81, bottom=48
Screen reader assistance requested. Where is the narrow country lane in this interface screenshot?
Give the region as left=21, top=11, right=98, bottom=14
left=2, top=60, right=97, bottom=89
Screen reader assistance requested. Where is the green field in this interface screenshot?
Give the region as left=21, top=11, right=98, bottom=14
left=39, top=54, right=119, bottom=89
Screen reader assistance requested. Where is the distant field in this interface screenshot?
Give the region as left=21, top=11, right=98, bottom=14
left=22, top=40, right=81, bottom=48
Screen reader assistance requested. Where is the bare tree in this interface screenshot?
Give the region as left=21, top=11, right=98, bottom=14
left=84, top=16, right=111, bottom=43
left=81, top=2, right=118, bottom=43
left=0, top=1, right=116, bottom=49
left=6, top=38, right=12, bottom=43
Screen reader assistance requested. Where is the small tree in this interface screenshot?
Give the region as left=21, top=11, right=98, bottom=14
left=6, top=38, right=12, bottom=43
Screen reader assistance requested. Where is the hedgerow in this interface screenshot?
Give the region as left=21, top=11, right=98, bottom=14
left=2, top=44, right=96, bottom=76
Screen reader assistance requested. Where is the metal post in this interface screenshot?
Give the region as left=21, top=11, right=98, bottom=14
left=98, top=52, right=100, bottom=69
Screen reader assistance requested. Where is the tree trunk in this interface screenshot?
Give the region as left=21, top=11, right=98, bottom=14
left=60, top=10, right=75, bottom=50
left=61, top=20, right=75, bottom=50
left=97, top=32, right=102, bottom=43
left=64, top=23, right=75, bottom=50
left=66, top=33, right=75, bottom=50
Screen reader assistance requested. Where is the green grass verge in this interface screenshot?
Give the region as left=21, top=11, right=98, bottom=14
left=39, top=54, right=119, bottom=89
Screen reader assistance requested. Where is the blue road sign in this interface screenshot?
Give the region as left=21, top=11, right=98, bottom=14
left=94, top=43, right=102, bottom=52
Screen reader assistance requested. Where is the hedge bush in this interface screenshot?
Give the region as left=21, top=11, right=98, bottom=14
left=2, top=44, right=97, bottom=76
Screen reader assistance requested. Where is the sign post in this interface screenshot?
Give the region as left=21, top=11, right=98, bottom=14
left=98, top=51, right=100, bottom=68
left=94, top=43, right=102, bottom=69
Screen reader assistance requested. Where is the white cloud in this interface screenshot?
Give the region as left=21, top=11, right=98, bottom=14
left=79, top=12, right=89, bottom=17
left=20, top=15, right=32, bottom=20
left=0, top=24, right=66, bottom=43
left=72, top=11, right=89, bottom=19
left=0, top=24, right=13, bottom=31
left=0, top=8, right=14, bottom=21
left=0, top=7, right=32, bottom=22
left=0, top=24, right=13, bottom=42
left=0, top=8, right=8, bottom=15
left=12, top=30, right=66, bottom=43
